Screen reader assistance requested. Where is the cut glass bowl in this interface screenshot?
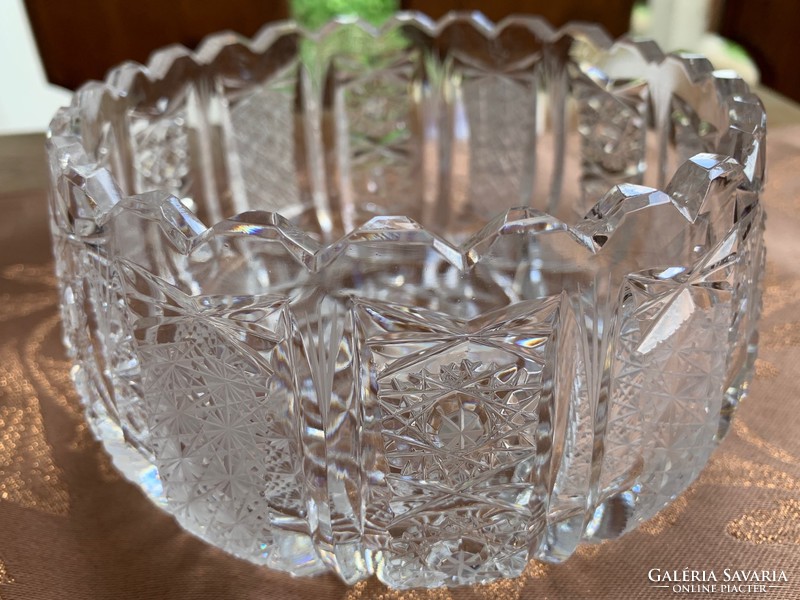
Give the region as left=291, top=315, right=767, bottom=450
left=47, top=12, right=766, bottom=589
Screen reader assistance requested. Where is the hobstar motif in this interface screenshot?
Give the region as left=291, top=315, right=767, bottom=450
left=47, top=12, right=766, bottom=589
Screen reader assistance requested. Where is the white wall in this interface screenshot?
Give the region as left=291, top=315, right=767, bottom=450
left=0, top=0, right=72, bottom=134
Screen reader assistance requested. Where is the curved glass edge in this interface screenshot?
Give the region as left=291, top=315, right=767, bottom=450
left=47, top=12, right=766, bottom=253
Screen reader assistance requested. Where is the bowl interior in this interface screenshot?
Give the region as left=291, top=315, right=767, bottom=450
left=72, top=17, right=734, bottom=244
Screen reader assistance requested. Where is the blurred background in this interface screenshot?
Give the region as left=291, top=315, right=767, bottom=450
left=0, top=0, right=795, bottom=134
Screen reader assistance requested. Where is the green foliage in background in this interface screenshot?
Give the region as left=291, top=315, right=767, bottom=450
left=291, top=0, right=407, bottom=84
left=291, top=0, right=399, bottom=29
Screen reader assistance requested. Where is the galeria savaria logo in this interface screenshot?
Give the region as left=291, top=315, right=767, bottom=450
left=647, top=568, right=790, bottom=594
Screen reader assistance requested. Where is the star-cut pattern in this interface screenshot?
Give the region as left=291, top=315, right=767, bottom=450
left=355, top=296, right=559, bottom=586
left=577, top=80, right=648, bottom=208
left=380, top=358, right=538, bottom=486
left=54, top=234, right=153, bottom=476
left=82, top=248, right=149, bottom=451
left=601, top=229, right=737, bottom=525
left=380, top=506, right=533, bottom=588
left=122, top=263, right=314, bottom=571
left=131, top=110, right=190, bottom=195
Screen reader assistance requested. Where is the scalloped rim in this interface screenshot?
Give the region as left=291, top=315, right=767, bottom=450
left=47, top=11, right=766, bottom=273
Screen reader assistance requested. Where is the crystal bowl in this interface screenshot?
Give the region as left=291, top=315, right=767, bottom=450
left=47, top=12, right=766, bottom=589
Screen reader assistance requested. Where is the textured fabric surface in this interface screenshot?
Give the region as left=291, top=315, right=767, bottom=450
left=0, top=127, right=799, bottom=599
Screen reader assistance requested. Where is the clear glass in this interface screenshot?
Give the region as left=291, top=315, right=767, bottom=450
left=47, top=13, right=766, bottom=589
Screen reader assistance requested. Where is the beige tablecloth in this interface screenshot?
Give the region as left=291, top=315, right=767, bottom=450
left=1, top=128, right=799, bottom=600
